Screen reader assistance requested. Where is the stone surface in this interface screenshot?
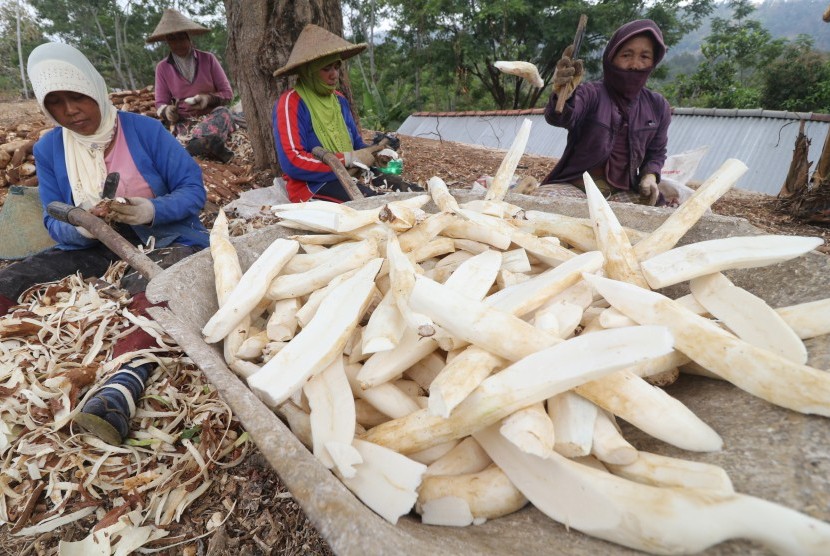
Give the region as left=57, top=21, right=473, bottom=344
left=147, top=192, right=830, bottom=555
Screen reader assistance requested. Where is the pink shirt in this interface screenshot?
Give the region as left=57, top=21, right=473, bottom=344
left=104, top=122, right=154, bottom=199
left=154, top=49, right=233, bottom=118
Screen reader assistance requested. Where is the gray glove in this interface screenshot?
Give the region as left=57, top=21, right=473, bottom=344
left=344, top=147, right=377, bottom=168
left=552, top=45, right=584, bottom=101
left=75, top=225, right=95, bottom=239
left=109, top=197, right=155, bottom=225
left=191, top=93, right=214, bottom=110
left=639, top=173, right=659, bottom=206
left=159, top=104, right=179, bottom=123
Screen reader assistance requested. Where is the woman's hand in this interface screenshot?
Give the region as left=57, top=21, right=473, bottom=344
left=159, top=104, right=179, bottom=123
left=552, top=45, right=584, bottom=101
left=190, top=94, right=216, bottom=110
left=344, top=147, right=377, bottom=168
left=109, top=197, right=155, bottom=225
left=638, top=173, right=659, bottom=206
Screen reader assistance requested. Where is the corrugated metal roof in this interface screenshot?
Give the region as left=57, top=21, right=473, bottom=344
left=397, top=108, right=830, bottom=195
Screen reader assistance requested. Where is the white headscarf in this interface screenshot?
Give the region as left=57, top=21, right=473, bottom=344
left=27, top=42, right=118, bottom=208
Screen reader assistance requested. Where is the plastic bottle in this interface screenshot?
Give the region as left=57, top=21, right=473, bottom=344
left=381, top=159, right=403, bottom=175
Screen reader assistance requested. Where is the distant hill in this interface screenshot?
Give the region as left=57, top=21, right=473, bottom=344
left=668, top=0, right=830, bottom=59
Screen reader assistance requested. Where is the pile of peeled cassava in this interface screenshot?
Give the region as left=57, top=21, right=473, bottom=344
left=200, top=120, right=830, bottom=555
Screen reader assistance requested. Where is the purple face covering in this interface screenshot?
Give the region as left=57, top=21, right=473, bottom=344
left=602, top=20, right=666, bottom=104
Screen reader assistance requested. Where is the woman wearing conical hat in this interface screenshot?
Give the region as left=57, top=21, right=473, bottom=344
left=148, top=8, right=236, bottom=163
left=273, top=24, right=421, bottom=203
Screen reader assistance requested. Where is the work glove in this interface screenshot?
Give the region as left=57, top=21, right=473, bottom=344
left=344, top=147, right=377, bottom=168
left=190, top=93, right=214, bottom=111
left=638, top=173, right=659, bottom=206
left=552, top=45, right=584, bottom=101
left=75, top=225, right=95, bottom=239
left=158, top=104, right=179, bottom=123
left=109, top=197, right=155, bottom=226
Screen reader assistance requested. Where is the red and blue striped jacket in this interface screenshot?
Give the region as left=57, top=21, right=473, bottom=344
left=272, top=89, right=367, bottom=202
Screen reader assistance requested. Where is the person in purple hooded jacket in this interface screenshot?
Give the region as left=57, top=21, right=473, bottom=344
left=540, top=19, right=670, bottom=206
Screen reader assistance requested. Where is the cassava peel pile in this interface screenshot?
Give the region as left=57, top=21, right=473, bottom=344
left=0, top=264, right=251, bottom=552
left=202, top=120, right=830, bottom=555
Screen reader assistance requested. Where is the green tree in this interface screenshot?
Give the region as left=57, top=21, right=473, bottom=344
left=374, top=0, right=713, bottom=114
left=0, top=1, right=45, bottom=97
left=760, top=35, right=830, bottom=113
left=665, top=0, right=785, bottom=108
left=27, top=0, right=226, bottom=91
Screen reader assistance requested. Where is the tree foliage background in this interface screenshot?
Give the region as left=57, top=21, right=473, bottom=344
left=2, top=0, right=830, bottom=126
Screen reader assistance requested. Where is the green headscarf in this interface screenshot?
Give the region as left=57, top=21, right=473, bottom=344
left=294, top=53, right=353, bottom=153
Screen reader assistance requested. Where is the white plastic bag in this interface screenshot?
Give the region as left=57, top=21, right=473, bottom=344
left=659, top=146, right=709, bottom=206
left=223, top=177, right=291, bottom=219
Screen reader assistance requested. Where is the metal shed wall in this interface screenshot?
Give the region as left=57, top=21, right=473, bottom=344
left=397, top=109, right=830, bottom=195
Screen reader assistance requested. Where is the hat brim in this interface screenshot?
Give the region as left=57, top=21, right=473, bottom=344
left=273, top=43, right=367, bottom=77
left=146, top=27, right=210, bottom=44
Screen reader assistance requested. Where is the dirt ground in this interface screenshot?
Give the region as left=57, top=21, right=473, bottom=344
left=2, top=98, right=830, bottom=555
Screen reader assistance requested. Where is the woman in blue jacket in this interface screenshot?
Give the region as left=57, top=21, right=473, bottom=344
left=0, top=42, right=209, bottom=443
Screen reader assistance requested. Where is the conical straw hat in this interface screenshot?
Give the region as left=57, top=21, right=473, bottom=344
left=274, top=24, right=367, bottom=77
left=146, top=8, right=210, bottom=43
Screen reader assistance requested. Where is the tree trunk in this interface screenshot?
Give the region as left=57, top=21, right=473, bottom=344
left=223, top=0, right=347, bottom=172
left=16, top=0, right=29, bottom=99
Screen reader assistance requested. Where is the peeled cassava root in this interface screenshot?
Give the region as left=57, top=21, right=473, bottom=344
left=201, top=132, right=830, bottom=554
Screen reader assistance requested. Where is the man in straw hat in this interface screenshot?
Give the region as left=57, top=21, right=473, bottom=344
left=273, top=24, right=421, bottom=202
left=148, top=8, right=236, bottom=163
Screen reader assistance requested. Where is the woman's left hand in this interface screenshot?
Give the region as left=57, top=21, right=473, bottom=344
left=109, top=197, right=155, bottom=225
left=191, top=94, right=214, bottom=110
left=638, top=174, right=659, bottom=206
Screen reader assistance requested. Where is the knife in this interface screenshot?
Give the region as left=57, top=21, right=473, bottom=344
left=102, top=172, right=120, bottom=200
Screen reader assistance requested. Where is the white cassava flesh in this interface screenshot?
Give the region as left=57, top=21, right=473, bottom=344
left=207, top=209, right=249, bottom=367
left=494, top=60, right=544, bottom=88
left=303, top=357, right=358, bottom=474
left=356, top=252, right=503, bottom=389
left=590, top=410, right=637, bottom=465
left=409, top=275, right=559, bottom=361
left=202, top=237, right=299, bottom=344
left=425, top=437, right=492, bottom=477
left=585, top=273, right=830, bottom=416
left=484, top=251, right=603, bottom=317
left=248, top=259, right=383, bottom=407
left=417, top=464, right=529, bottom=526
left=486, top=118, right=532, bottom=202
left=605, top=451, right=734, bottom=492
left=499, top=402, right=556, bottom=459
left=427, top=176, right=462, bottom=213
left=266, top=298, right=300, bottom=341
left=640, top=235, right=824, bottom=289
left=408, top=439, right=460, bottom=465
left=338, top=439, right=426, bottom=524
left=776, top=297, right=830, bottom=339
left=475, top=423, right=830, bottom=556
left=547, top=391, right=597, bottom=458
left=361, top=290, right=406, bottom=354
left=583, top=172, right=649, bottom=288
left=460, top=208, right=575, bottom=266
left=690, top=272, right=807, bottom=364
left=267, top=239, right=378, bottom=300
left=344, top=363, right=420, bottom=418
left=574, top=368, right=723, bottom=452
left=361, top=326, right=674, bottom=454
left=633, top=158, right=749, bottom=261
left=428, top=346, right=506, bottom=418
